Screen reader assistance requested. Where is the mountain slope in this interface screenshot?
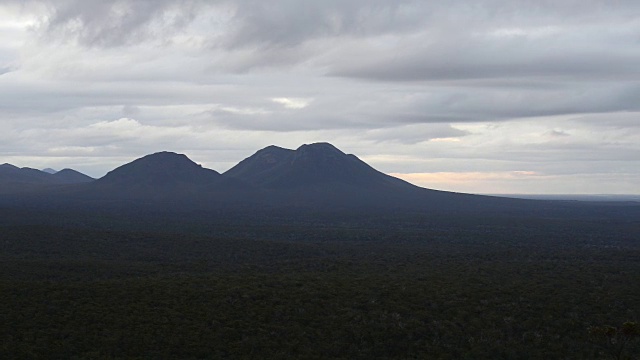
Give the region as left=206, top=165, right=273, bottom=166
left=224, top=145, right=295, bottom=186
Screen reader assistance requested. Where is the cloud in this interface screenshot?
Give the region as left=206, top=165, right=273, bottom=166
left=272, top=97, right=311, bottom=109
left=546, top=130, right=570, bottom=138
left=23, top=0, right=424, bottom=50
left=223, top=0, right=423, bottom=49
left=35, top=0, right=206, bottom=47
left=329, top=22, right=640, bottom=83
left=19, top=117, right=195, bottom=154
left=0, top=65, right=14, bottom=76
left=365, top=124, right=470, bottom=144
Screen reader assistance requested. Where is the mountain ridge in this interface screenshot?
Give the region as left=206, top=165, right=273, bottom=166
left=2, top=143, right=623, bottom=217
left=0, top=164, right=93, bottom=184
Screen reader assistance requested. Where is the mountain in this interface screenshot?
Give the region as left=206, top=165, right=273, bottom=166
left=0, top=163, right=51, bottom=184
left=97, top=151, right=222, bottom=187
left=86, top=151, right=253, bottom=206
left=0, top=163, right=94, bottom=194
left=42, top=168, right=57, bottom=174
left=224, top=142, right=462, bottom=209
left=225, top=142, right=417, bottom=190
left=223, top=142, right=561, bottom=213
left=51, top=169, right=94, bottom=184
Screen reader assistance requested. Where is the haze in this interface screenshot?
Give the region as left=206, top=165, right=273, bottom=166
left=1, top=0, right=639, bottom=195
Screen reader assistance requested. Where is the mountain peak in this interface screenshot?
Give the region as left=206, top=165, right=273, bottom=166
left=296, top=142, right=341, bottom=151
left=0, top=163, right=19, bottom=171
left=98, top=151, right=220, bottom=186
left=138, top=151, right=193, bottom=164
left=255, top=145, right=294, bottom=160
left=51, top=169, right=94, bottom=184
left=126, top=151, right=197, bottom=170
left=294, top=142, right=347, bottom=163
left=262, top=145, right=291, bottom=151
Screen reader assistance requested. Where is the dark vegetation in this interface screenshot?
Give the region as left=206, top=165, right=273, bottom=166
left=1, top=208, right=639, bottom=359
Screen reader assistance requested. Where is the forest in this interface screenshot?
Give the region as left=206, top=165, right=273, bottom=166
left=1, top=207, right=639, bottom=359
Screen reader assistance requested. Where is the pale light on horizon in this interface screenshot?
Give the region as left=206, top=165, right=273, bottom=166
left=390, top=171, right=640, bottom=195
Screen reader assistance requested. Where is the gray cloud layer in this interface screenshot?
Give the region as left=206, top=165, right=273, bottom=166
left=1, top=0, right=639, bottom=194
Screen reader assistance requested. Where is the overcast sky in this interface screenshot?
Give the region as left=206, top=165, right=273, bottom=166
left=1, top=0, right=639, bottom=194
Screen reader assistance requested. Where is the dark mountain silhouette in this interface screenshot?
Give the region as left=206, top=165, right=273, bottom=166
left=225, top=142, right=416, bottom=190
left=85, top=151, right=254, bottom=207
left=51, top=169, right=94, bottom=184
left=224, top=142, right=490, bottom=209
left=0, top=164, right=93, bottom=184
left=223, top=142, right=574, bottom=214
left=0, top=164, right=52, bottom=184
left=97, top=151, right=222, bottom=187
left=1, top=144, right=632, bottom=219
left=0, top=163, right=94, bottom=194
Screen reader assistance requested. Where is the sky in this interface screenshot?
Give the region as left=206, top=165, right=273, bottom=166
left=1, top=0, right=639, bottom=195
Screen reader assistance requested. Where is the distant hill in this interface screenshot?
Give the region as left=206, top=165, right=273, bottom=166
left=0, top=164, right=52, bottom=184
left=86, top=151, right=254, bottom=206
left=0, top=163, right=94, bottom=194
left=52, top=169, right=94, bottom=184
left=42, top=168, right=57, bottom=174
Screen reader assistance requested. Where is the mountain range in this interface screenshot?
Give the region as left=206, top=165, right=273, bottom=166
left=1, top=143, right=636, bottom=217
left=0, top=163, right=94, bottom=194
